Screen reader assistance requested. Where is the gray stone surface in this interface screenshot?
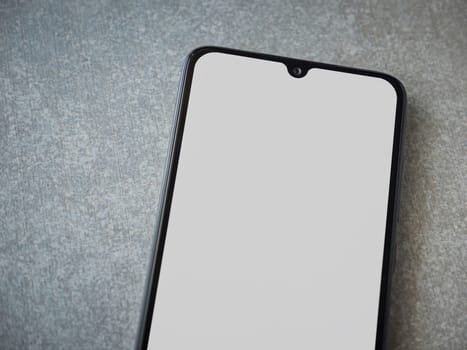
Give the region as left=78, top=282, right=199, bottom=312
left=0, top=0, right=465, bottom=349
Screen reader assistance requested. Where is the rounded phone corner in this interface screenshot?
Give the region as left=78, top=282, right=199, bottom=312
left=186, top=46, right=224, bottom=66
left=376, top=72, right=407, bottom=107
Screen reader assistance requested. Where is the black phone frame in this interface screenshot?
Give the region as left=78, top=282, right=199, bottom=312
left=137, top=46, right=406, bottom=350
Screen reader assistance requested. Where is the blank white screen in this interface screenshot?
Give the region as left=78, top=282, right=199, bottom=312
left=148, top=52, right=397, bottom=349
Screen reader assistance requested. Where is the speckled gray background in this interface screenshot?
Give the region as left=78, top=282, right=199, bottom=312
left=0, top=0, right=465, bottom=349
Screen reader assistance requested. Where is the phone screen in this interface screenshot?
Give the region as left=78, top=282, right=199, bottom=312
left=146, top=51, right=400, bottom=349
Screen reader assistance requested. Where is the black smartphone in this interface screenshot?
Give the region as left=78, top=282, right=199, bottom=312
left=138, top=47, right=405, bottom=350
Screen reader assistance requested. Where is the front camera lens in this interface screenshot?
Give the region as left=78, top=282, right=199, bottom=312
left=291, top=67, right=303, bottom=77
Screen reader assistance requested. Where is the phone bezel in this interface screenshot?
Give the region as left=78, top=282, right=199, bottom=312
left=137, top=46, right=406, bottom=350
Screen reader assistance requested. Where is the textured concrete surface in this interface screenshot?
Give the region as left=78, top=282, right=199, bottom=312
left=0, top=1, right=465, bottom=349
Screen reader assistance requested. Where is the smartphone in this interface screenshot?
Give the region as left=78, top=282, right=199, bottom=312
left=138, top=47, right=405, bottom=350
